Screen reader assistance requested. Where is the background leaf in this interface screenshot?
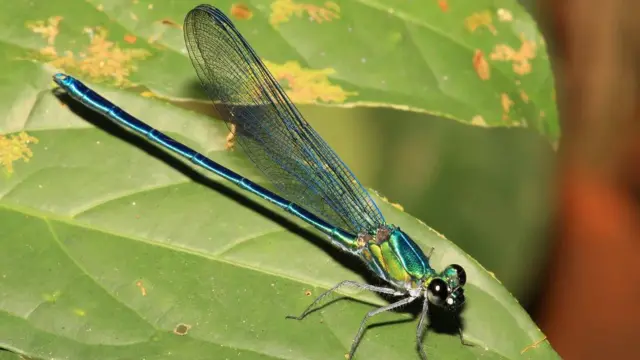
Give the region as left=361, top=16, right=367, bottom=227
left=0, top=0, right=558, bottom=359
left=0, top=0, right=558, bottom=140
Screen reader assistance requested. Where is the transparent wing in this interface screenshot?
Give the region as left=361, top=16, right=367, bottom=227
left=184, top=5, right=385, bottom=234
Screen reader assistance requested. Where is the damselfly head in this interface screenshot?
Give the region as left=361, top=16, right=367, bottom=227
left=425, top=263, right=467, bottom=311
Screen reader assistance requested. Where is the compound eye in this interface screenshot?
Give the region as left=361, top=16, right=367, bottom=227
left=427, top=278, right=449, bottom=306
left=449, top=264, right=466, bottom=286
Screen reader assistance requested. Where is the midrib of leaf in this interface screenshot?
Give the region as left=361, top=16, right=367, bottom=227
left=1, top=202, right=344, bottom=360
left=0, top=201, right=378, bottom=304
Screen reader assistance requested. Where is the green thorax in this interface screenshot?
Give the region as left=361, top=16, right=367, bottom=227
left=357, top=225, right=436, bottom=286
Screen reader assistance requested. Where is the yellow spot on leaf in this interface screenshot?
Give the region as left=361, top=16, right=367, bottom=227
left=73, top=309, right=86, bottom=316
left=222, top=61, right=353, bottom=149
left=129, top=12, right=138, bottom=21
left=472, top=49, right=490, bottom=80
left=270, top=0, right=340, bottom=27
left=27, top=17, right=150, bottom=87
left=500, top=93, right=514, bottom=121
left=231, top=3, right=253, bottom=20
left=26, top=16, right=63, bottom=46
left=0, top=132, right=39, bottom=174
left=40, top=46, right=57, bottom=57
left=464, top=11, right=497, bottom=35
left=136, top=280, right=147, bottom=296
left=304, top=289, right=312, bottom=296
left=497, top=8, right=513, bottom=22
left=520, top=90, right=529, bottom=103
left=471, top=115, right=487, bottom=126
left=490, top=34, right=537, bottom=75
left=265, top=61, right=356, bottom=103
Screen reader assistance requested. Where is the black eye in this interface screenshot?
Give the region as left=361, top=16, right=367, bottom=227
left=427, top=278, right=449, bottom=305
left=450, top=264, right=466, bottom=286
left=446, top=291, right=465, bottom=309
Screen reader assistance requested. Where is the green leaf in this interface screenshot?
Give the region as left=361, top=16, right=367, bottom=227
left=0, top=0, right=558, bottom=141
left=0, top=76, right=558, bottom=360
left=0, top=0, right=558, bottom=359
left=0, top=350, right=25, bottom=360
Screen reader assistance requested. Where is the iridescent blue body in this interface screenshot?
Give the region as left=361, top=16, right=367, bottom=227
left=53, top=5, right=466, bottom=359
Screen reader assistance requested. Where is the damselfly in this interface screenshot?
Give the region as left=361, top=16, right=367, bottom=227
left=53, top=4, right=467, bottom=359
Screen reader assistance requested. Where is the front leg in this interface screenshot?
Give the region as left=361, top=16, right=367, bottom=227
left=347, top=295, right=420, bottom=359
left=416, top=296, right=430, bottom=360
left=415, top=296, right=474, bottom=360
left=286, top=280, right=404, bottom=320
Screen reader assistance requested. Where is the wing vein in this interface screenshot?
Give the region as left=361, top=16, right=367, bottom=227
left=184, top=5, right=385, bottom=234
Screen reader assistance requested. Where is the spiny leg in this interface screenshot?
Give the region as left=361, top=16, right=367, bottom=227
left=286, top=280, right=403, bottom=320
left=348, top=295, right=420, bottom=360
left=415, top=298, right=474, bottom=356
left=416, top=296, right=430, bottom=360
left=459, top=329, right=475, bottom=347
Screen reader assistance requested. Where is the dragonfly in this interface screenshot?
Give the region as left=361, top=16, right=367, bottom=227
left=53, top=4, right=467, bottom=359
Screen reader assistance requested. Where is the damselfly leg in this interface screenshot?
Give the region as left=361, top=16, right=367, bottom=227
left=286, top=280, right=403, bottom=320
left=348, top=295, right=420, bottom=359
